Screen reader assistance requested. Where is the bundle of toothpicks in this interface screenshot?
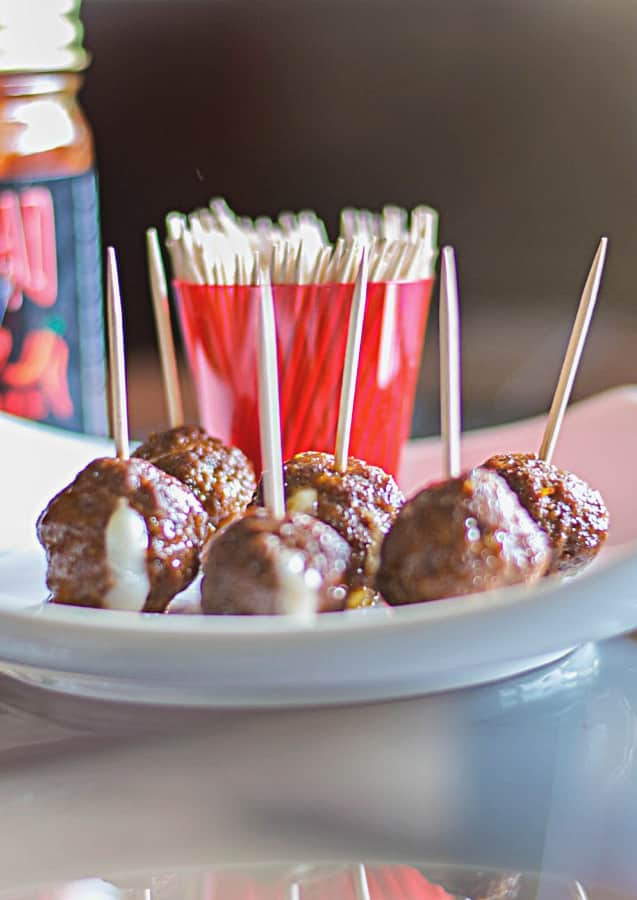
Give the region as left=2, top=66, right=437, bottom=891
left=165, top=199, right=438, bottom=286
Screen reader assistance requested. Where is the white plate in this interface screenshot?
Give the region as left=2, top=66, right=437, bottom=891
left=0, top=387, right=636, bottom=707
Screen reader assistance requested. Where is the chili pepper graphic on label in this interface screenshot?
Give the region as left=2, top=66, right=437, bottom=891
left=0, top=327, right=73, bottom=420
left=0, top=326, right=11, bottom=370
left=0, top=187, right=57, bottom=311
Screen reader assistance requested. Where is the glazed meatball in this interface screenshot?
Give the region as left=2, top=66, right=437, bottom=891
left=376, top=467, right=551, bottom=605
left=133, top=425, right=256, bottom=531
left=483, top=452, right=609, bottom=575
left=37, top=457, right=208, bottom=612
left=201, top=508, right=351, bottom=617
left=254, top=451, right=404, bottom=588
left=439, top=870, right=521, bottom=900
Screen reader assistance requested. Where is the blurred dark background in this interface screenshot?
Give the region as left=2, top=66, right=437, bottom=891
left=81, top=0, right=637, bottom=436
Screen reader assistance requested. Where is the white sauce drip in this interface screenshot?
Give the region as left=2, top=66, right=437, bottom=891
left=287, top=487, right=319, bottom=516
left=103, top=498, right=150, bottom=611
left=274, top=549, right=321, bottom=619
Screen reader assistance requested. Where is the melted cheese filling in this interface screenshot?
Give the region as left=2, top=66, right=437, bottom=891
left=274, top=549, right=321, bottom=619
left=103, top=498, right=150, bottom=611
left=287, top=487, right=319, bottom=516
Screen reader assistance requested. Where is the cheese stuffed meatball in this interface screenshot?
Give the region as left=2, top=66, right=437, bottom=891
left=37, top=456, right=208, bottom=612
left=483, top=452, right=608, bottom=575
left=255, top=451, right=404, bottom=588
left=201, top=508, right=351, bottom=617
left=376, top=467, right=551, bottom=605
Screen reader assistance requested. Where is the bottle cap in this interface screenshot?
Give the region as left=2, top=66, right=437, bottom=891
left=0, top=0, right=89, bottom=73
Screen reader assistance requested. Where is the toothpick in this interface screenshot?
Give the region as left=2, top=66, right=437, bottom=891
left=359, top=210, right=376, bottom=240
left=377, top=281, right=397, bottom=388
left=399, top=242, right=420, bottom=280
left=165, top=211, right=186, bottom=241
left=352, top=864, right=371, bottom=900
left=334, top=248, right=369, bottom=472
left=439, top=246, right=462, bottom=478
left=294, top=241, right=305, bottom=284
left=288, top=242, right=300, bottom=283
left=406, top=240, right=427, bottom=281
left=299, top=209, right=329, bottom=246
left=165, top=213, right=188, bottom=281
left=387, top=241, right=406, bottom=280
left=325, top=237, right=345, bottom=282
left=387, top=241, right=409, bottom=281
left=538, top=237, right=608, bottom=464
left=180, top=229, right=205, bottom=284
left=192, top=241, right=209, bottom=285
left=257, top=262, right=286, bottom=518
left=315, top=245, right=332, bottom=283
left=146, top=228, right=184, bottom=428
left=339, top=241, right=358, bottom=282
left=280, top=241, right=291, bottom=284
left=106, top=247, right=130, bottom=460
left=369, top=240, right=388, bottom=282
left=382, top=205, right=407, bottom=241
left=411, top=205, right=438, bottom=248
left=341, top=208, right=356, bottom=240
left=164, top=239, right=183, bottom=281
left=278, top=210, right=298, bottom=234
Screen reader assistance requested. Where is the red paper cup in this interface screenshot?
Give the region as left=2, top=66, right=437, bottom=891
left=198, top=864, right=454, bottom=899
left=175, top=278, right=434, bottom=476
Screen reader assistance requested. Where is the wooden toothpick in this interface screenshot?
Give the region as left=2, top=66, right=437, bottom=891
left=439, top=246, right=462, bottom=479
left=146, top=228, right=184, bottom=429
left=106, top=247, right=130, bottom=460
left=257, top=261, right=286, bottom=518
left=334, top=248, right=369, bottom=472
left=538, top=237, right=608, bottom=464
left=352, top=864, right=371, bottom=900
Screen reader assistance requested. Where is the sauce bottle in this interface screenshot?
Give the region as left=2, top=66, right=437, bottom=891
left=0, top=0, right=106, bottom=434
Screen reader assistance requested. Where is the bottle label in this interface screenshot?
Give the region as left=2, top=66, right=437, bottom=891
left=0, top=170, right=107, bottom=434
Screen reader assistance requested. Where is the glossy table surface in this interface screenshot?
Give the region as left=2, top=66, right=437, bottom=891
left=1, top=636, right=636, bottom=899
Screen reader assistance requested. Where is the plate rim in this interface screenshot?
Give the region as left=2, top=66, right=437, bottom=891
left=0, top=540, right=633, bottom=639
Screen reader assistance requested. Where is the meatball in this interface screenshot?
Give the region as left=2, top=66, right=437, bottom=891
left=37, top=457, right=208, bottom=612
left=133, top=424, right=256, bottom=531
left=376, top=467, right=551, bottom=605
left=201, top=508, right=351, bottom=617
left=483, top=452, right=609, bottom=575
left=439, top=870, right=521, bottom=900
left=254, top=451, right=404, bottom=588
